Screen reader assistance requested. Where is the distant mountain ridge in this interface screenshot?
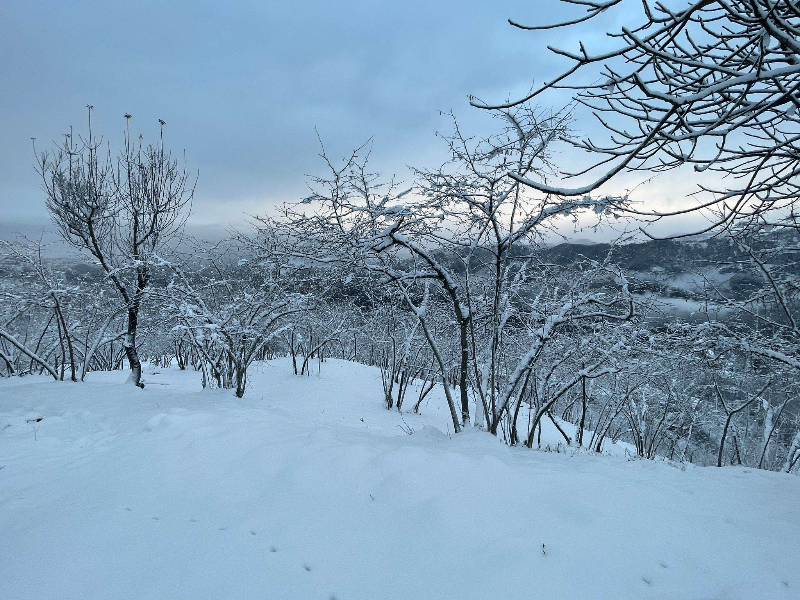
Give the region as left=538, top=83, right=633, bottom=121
left=542, top=238, right=740, bottom=274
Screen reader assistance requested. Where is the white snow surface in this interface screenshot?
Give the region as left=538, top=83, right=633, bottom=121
left=1, top=358, right=798, bottom=600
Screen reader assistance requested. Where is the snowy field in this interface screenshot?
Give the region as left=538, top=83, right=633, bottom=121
left=1, top=359, right=798, bottom=600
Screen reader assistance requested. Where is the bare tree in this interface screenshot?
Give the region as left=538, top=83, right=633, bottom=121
left=415, top=105, right=632, bottom=434
left=37, top=108, right=194, bottom=387
left=264, top=140, right=467, bottom=432
left=474, top=0, right=800, bottom=231
left=166, top=238, right=303, bottom=397
left=464, top=0, right=800, bottom=466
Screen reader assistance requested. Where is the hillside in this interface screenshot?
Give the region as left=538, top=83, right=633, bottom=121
left=1, top=359, right=798, bottom=600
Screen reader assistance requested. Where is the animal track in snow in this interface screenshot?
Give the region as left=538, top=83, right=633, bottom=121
left=115, top=507, right=281, bottom=553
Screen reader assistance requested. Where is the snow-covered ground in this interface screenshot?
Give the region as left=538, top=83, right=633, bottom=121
left=1, top=359, right=798, bottom=600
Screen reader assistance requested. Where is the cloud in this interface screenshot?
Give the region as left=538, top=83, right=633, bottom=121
left=1, top=0, right=706, bottom=241
left=0, top=0, right=567, bottom=230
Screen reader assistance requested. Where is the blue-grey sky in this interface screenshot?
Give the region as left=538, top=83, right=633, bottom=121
left=2, top=0, right=703, bottom=242
left=1, top=1, right=561, bottom=231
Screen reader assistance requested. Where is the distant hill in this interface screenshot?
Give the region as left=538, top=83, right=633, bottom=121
left=542, top=238, right=741, bottom=274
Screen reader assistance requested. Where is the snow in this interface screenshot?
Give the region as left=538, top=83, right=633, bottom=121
left=1, top=359, right=798, bottom=600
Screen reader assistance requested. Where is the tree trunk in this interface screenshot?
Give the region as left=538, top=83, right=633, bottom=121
left=717, top=413, right=734, bottom=467
left=577, top=371, right=587, bottom=446
left=459, top=320, right=470, bottom=426
left=0, top=329, right=58, bottom=380
left=548, top=410, right=572, bottom=446
left=510, top=395, right=523, bottom=445
left=124, top=307, right=144, bottom=388
left=53, top=300, right=77, bottom=382
left=235, top=362, right=247, bottom=398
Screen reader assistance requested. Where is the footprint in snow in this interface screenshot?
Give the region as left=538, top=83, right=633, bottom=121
left=270, top=546, right=278, bottom=553
left=250, top=530, right=258, bottom=536
left=303, top=564, right=312, bottom=572
left=189, top=518, right=199, bottom=523
left=151, top=516, right=160, bottom=521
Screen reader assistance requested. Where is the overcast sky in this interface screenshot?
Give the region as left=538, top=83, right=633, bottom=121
left=1, top=0, right=704, bottom=243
